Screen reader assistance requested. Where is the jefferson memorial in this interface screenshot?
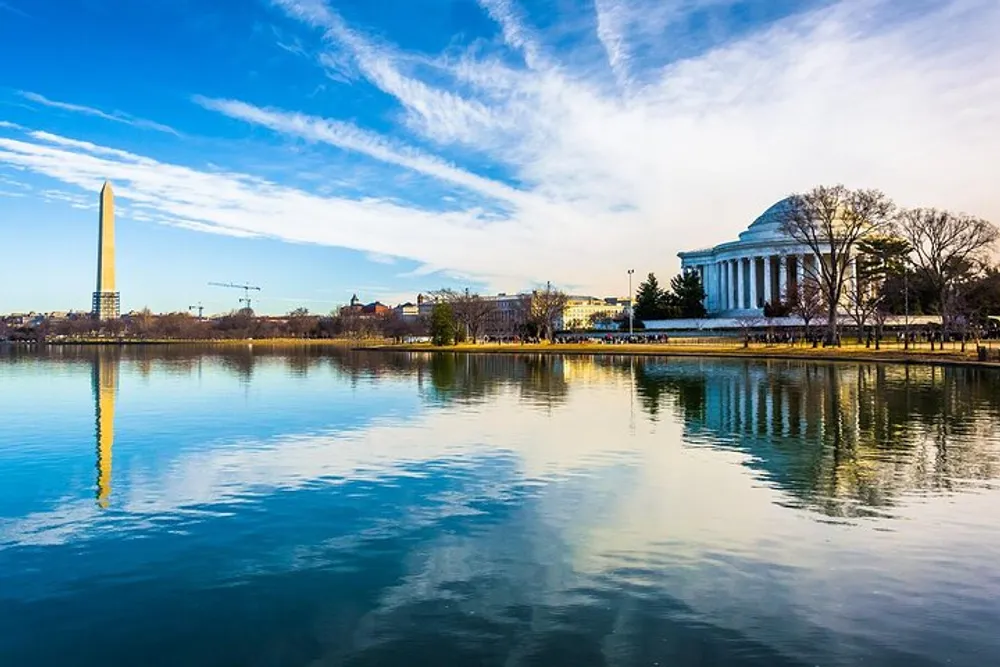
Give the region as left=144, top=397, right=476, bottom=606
left=678, top=198, right=827, bottom=317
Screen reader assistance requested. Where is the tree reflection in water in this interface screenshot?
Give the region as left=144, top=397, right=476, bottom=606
left=634, top=358, right=1000, bottom=517
left=5, top=345, right=997, bottom=520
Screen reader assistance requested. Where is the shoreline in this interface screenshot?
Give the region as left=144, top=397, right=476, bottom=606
left=355, top=342, right=1000, bottom=369
left=8, top=338, right=1000, bottom=369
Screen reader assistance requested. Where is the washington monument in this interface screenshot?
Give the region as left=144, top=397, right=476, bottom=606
left=92, top=181, right=120, bottom=320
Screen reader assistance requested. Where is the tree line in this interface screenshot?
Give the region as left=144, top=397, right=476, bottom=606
left=5, top=307, right=427, bottom=342
left=4, top=284, right=575, bottom=345
left=426, top=283, right=569, bottom=345
left=632, top=271, right=707, bottom=322
left=776, top=184, right=998, bottom=346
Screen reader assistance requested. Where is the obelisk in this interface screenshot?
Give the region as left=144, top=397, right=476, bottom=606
left=92, top=181, right=120, bottom=319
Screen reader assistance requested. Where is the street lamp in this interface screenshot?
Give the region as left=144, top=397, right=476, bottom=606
left=627, top=269, right=635, bottom=337
left=903, top=258, right=912, bottom=352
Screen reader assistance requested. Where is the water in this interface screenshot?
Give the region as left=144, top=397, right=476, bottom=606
left=2, top=346, right=999, bottom=667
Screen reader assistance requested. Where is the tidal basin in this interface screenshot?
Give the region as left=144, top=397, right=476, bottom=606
left=1, top=346, right=999, bottom=666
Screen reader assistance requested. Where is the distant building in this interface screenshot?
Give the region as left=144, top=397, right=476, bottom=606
left=397, top=291, right=628, bottom=335
left=394, top=302, right=420, bottom=321
left=402, top=292, right=527, bottom=336
left=363, top=302, right=391, bottom=315
left=557, top=296, right=627, bottom=331
left=483, top=293, right=529, bottom=337
left=341, top=294, right=391, bottom=318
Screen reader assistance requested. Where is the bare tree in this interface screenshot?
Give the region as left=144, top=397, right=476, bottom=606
left=132, top=307, right=156, bottom=338
left=382, top=311, right=427, bottom=343
left=524, top=283, right=569, bottom=341
left=844, top=271, right=879, bottom=345
left=897, top=208, right=999, bottom=332
left=337, top=309, right=378, bottom=339
left=733, top=314, right=763, bottom=348
left=778, top=185, right=896, bottom=343
left=871, top=302, right=891, bottom=350
left=431, top=289, right=498, bottom=343
left=785, top=274, right=826, bottom=344
left=286, top=307, right=318, bottom=338
left=486, top=297, right=528, bottom=340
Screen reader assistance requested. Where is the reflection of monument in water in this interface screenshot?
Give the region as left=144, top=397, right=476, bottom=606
left=93, top=350, right=120, bottom=508
left=635, top=359, right=1000, bottom=517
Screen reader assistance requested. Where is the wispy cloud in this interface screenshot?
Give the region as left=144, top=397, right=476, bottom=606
left=4, top=0, right=1000, bottom=295
left=594, top=0, right=631, bottom=86
left=19, top=91, right=180, bottom=136
left=475, top=0, right=547, bottom=70
left=0, top=120, right=23, bottom=130
left=365, top=252, right=397, bottom=265
left=0, top=1, right=28, bottom=18
left=0, top=174, right=32, bottom=191
left=39, top=188, right=96, bottom=210
left=0, top=132, right=541, bottom=288
left=193, top=96, right=525, bottom=208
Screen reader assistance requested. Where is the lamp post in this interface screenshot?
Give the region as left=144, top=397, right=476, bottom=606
left=904, top=265, right=910, bottom=351
left=627, top=269, right=635, bottom=338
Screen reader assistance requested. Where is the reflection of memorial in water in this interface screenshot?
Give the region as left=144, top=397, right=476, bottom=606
left=92, top=348, right=120, bottom=508
left=635, top=359, right=1000, bottom=517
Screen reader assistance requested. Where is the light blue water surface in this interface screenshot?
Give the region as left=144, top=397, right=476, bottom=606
left=1, top=346, right=999, bottom=667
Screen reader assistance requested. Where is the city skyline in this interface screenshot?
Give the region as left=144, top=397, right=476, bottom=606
left=2, top=0, right=999, bottom=314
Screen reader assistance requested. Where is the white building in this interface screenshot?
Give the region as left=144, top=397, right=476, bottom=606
left=678, top=197, right=857, bottom=317
left=557, top=296, right=627, bottom=331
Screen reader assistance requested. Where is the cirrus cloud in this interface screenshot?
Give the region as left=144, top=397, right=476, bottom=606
left=2, top=0, right=999, bottom=295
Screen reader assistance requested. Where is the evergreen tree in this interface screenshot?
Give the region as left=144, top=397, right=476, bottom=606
left=429, top=302, right=456, bottom=346
left=670, top=271, right=706, bottom=318
left=634, top=273, right=669, bottom=321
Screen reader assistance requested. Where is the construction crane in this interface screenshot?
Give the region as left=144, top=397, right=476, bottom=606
left=188, top=302, right=204, bottom=319
left=209, top=282, right=262, bottom=311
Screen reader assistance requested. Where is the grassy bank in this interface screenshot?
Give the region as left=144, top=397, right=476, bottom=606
left=357, top=341, right=1000, bottom=368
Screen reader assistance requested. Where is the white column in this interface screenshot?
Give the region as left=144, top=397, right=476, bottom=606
left=749, top=257, right=759, bottom=309
left=725, top=260, right=732, bottom=310
left=714, top=262, right=721, bottom=312
left=742, top=258, right=750, bottom=310
left=699, top=264, right=707, bottom=310
left=763, top=256, right=773, bottom=306
left=721, top=262, right=727, bottom=312
left=703, top=264, right=710, bottom=312
left=713, top=263, right=720, bottom=312
left=797, top=254, right=806, bottom=295
left=729, top=259, right=737, bottom=309
left=736, top=258, right=745, bottom=310
left=778, top=255, right=788, bottom=303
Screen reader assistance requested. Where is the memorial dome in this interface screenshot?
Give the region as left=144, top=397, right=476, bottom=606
left=738, top=197, right=794, bottom=242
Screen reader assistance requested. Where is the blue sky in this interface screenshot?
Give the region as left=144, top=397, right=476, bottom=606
left=1, top=0, right=998, bottom=315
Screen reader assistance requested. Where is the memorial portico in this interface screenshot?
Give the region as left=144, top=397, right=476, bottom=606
left=679, top=198, right=834, bottom=317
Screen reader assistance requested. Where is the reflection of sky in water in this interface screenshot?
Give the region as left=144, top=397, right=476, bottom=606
left=1, top=348, right=999, bottom=667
